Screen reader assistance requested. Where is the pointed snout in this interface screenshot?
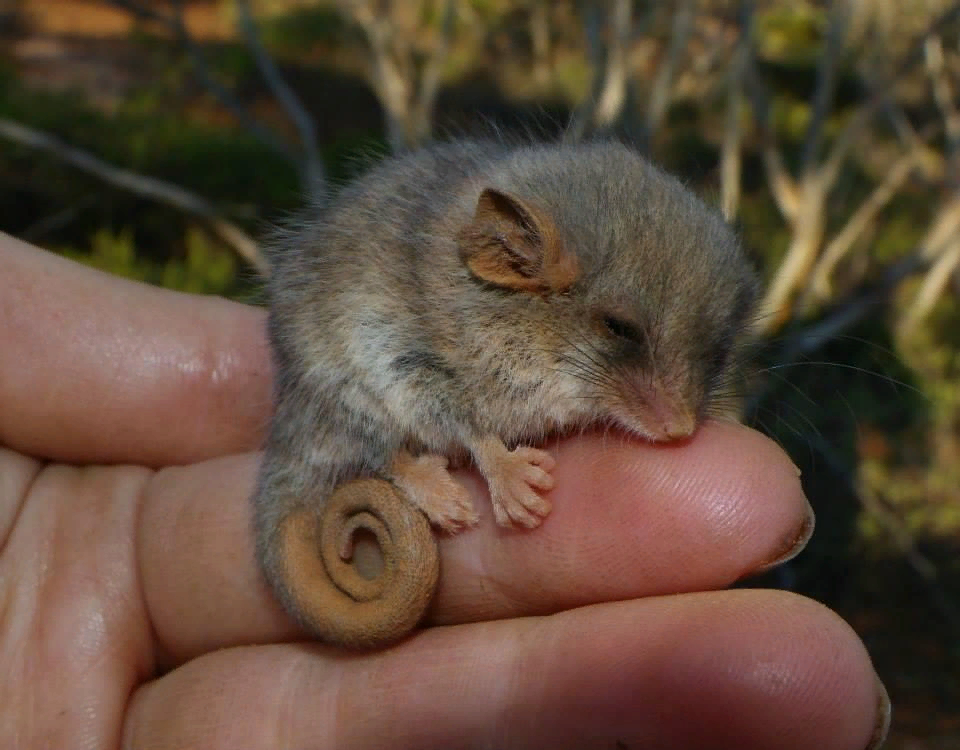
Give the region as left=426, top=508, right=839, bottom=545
left=621, top=376, right=699, bottom=442
left=646, top=398, right=697, bottom=441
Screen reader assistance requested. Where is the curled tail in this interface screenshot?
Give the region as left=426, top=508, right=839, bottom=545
left=257, top=477, right=440, bottom=649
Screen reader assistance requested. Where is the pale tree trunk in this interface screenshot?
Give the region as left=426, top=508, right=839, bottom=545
left=899, top=237, right=960, bottom=333
left=339, top=0, right=454, bottom=152
left=757, top=175, right=828, bottom=331
left=529, top=0, right=551, bottom=86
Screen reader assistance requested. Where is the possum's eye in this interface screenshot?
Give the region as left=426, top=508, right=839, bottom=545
left=603, top=315, right=645, bottom=345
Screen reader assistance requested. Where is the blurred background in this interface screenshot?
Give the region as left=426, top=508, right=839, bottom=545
left=1, top=0, right=958, bottom=745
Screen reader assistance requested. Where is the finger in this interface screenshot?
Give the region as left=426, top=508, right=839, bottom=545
left=137, top=422, right=811, bottom=663
left=433, top=420, right=811, bottom=626
left=0, top=233, right=271, bottom=466
left=123, top=590, right=884, bottom=750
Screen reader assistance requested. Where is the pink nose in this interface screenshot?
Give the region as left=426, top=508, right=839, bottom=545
left=650, top=407, right=695, bottom=441
left=642, top=380, right=696, bottom=441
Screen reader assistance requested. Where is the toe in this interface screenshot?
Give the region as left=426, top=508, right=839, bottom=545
left=524, top=466, right=555, bottom=491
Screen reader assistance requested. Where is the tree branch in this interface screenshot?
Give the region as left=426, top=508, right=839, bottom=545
left=899, top=233, right=960, bottom=333
left=820, top=1, right=960, bottom=190
left=410, top=0, right=455, bottom=144
left=805, top=140, right=930, bottom=304
left=743, top=50, right=800, bottom=221
left=529, top=0, right=551, bottom=85
left=234, top=0, right=323, bottom=191
left=338, top=0, right=449, bottom=151
left=0, top=117, right=266, bottom=274
left=924, top=33, right=960, bottom=183
left=103, top=0, right=300, bottom=173
left=799, top=1, right=849, bottom=178
left=721, top=3, right=754, bottom=222
left=567, top=0, right=630, bottom=141
left=645, top=0, right=694, bottom=141
left=592, top=0, right=632, bottom=130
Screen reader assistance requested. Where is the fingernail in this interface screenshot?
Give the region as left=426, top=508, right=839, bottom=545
left=865, top=675, right=892, bottom=750
left=753, top=499, right=816, bottom=574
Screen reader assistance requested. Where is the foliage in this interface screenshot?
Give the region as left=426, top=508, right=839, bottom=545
left=59, top=225, right=248, bottom=298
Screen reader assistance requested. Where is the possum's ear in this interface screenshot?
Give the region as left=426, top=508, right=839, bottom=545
left=458, top=188, right=579, bottom=293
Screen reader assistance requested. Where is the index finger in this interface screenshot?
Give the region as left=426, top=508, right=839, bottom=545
left=136, top=421, right=812, bottom=664
left=0, top=233, right=272, bottom=466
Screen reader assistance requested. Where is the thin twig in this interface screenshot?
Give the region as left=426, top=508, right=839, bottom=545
left=645, top=0, right=694, bottom=140
left=899, top=233, right=960, bottom=333
left=748, top=250, right=928, bottom=398
left=339, top=0, right=418, bottom=151
left=20, top=201, right=91, bottom=242
left=721, top=3, right=754, bottom=222
left=410, top=0, right=455, bottom=144
left=563, top=2, right=606, bottom=143
left=567, top=0, right=625, bottom=141
left=529, top=0, right=551, bottom=85
left=924, top=33, right=960, bottom=184
left=234, top=0, right=323, bottom=191
left=753, top=2, right=960, bottom=332
left=104, top=0, right=299, bottom=170
left=820, top=1, right=960, bottom=190
left=805, top=137, right=933, bottom=303
left=743, top=51, right=800, bottom=221
left=799, top=1, right=849, bottom=177
left=592, top=0, right=632, bottom=130
left=0, top=117, right=267, bottom=274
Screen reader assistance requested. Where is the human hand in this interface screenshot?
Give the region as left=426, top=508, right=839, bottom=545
left=0, top=232, right=888, bottom=749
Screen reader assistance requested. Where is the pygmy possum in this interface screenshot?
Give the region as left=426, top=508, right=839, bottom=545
left=252, top=138, right=760, bottom=648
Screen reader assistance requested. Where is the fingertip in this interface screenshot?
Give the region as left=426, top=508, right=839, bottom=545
left=433, top=423, right=813, bottom=624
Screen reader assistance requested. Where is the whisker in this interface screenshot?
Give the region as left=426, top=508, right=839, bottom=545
left=759, top=361, right=923, bottom=397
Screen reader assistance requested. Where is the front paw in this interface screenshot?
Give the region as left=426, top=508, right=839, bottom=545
left=488, top=446, right=555, bottom=528
left=391, top=453, right=479, bottom=533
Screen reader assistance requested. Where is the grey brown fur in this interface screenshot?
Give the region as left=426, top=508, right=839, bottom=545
left=253, top=138, right=759, bottom=646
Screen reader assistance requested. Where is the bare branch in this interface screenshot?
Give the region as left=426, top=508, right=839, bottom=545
left=344, top=0, right=411, bottom=151
left=234, top=0, right=323, bottom=191
left=645, top=0, right=694, bottom=140
left=410, top=0, right=456, bottom=145
left=529, top=0, right=551, bottom=85
left=898, top=188, right=960, bottom=333
left=749, top=251, right=927, bottom=382
left=721, top=3, right=754, bottom=222
left=743, top=48, right=800, bottom=221
left=920, top=191, right=960, bottom=261
left=755, top=174, right=830, bottom=332
left=103, top=0, right=299, bottom=172
left=567, top=0, right=630, bottom=141
left=566, top=3, right=601, bottom=142
left=592, top=0, right=632, bottom=129
left=721, top=67, right=743, bottom=222
left=0, top=117, right=266, bottom=274
left=806, top=144, right=928, bottom=302
left=752, top=2, right=960, bottom=331
left=799, top=1, right=849, bottom=178
left=339, top=0, right=450, bottom=151
left=21, top=201, right=91, bottom=243
left=899, top=233, right=960, bottom=334
left=764, top=144, right=801, bottom=222
left=820, top=1, right=960, bottom=190
left=924, top=33, right=960, bottom=181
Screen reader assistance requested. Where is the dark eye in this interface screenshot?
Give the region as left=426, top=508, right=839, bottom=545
left=603, top=315, right=645, bottom=344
